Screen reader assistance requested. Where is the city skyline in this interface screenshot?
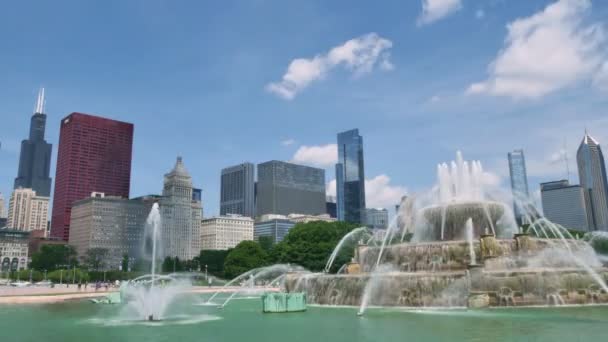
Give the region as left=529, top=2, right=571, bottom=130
left=2, top=1, right=608, bottom=217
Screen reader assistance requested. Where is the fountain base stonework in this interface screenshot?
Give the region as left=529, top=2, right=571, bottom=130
left=285, top=236, right=608, bottom=308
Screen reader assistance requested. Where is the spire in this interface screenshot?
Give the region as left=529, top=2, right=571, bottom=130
left=583, top=130, right=599, bottom=146
left=34, top=87, right=45, bottom=114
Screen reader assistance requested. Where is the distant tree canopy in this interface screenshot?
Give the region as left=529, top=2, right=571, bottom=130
left=198, top=249, right=230, bottom=277
left=84, top=248, right=109, bottom=271
left=270, top=221, right=358, bottom=272
left=30, top=244, right=78, bottom=271
left=224, top=241, right=268, bottom=279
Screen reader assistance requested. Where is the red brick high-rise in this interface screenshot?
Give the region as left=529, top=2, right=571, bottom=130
left=50, top=113, right=133, bottom=241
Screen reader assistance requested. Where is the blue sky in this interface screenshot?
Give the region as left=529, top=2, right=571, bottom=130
left=1, top=0, right=608, bottom=216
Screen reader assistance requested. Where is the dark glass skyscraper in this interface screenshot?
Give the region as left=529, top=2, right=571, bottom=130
left=508, top=149, right=530, bottom=225
left=220, top=162, right=255, bottom=217
left=336, top=129, right=366, bottom=224
left=51, top=112, right=134, bottom=241
left=577, top=132, right=608, bottom=231
left=256, top=160, right=325, bottom=217
left=14, top=89, right=52, bottom=197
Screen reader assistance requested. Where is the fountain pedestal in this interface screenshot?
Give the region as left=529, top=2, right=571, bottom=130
left=480, top=234, right=500, bottom=260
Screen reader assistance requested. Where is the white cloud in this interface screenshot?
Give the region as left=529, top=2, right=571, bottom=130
left=292, top=144, right=337, bottom=168
left=326, top=179, right=337, bottom=198
left=417, top=0, right=463, bottom=26
left=266, top=33, right=393, bottom=100
left=593, top=61, right=608, bottom=91
left=365, top=175, right=408, bottom=209
left=467, top=0, right=606, bottom=98
left=326, top=175, right=408, bottom=210
left=281, top=139, right=296, bottom=146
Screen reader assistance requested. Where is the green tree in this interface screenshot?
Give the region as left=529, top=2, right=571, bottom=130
left=30, top=244, right=78, bottom=271
left=84, top=248, right=109, bottom=271
left=224, top=241, right=268, bottom=279
left=258, top=236, right=274, bottom=253
left=121, top=254, right=129, bottom=272
left=269, top=221, right=358, bottom=272
left=198, top=249, right=230, bottom=277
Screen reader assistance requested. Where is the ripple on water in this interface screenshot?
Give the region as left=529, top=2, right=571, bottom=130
left=83, top=314, right=222, bottom=327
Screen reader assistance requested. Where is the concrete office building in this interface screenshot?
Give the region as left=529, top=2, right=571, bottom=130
left=0, top=229, right=30, bottom=271
left=69, top=193, right=154, bottom=269
left=365, top=208, right=389, bottom=229
left=160, top=157, right=202, bottom=260
left=220, top=162, right=255, bottom=218
left=540, top=180, right=594, bottom=232
left=6, top=188, right=49, bottom=232
left=256, top=160, right=325, bottom=217
left=200, top=215, right=254, bottom=250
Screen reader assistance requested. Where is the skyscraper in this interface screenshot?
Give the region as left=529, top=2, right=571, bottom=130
left=256, top=160, right=326, bottom=217
left=336, top=129, right=366, bottom=224
left=160, top=157, right=202, bottom=260
left=540, top=180, right=594, bottom=231
left=220, top=162, right=255, bottom=217
left=577, top=132, right=608, bottom=231
left=508, top=149, right=530, bottom=224
left=50, top=113, right=134, bottom=241
left=14, top=88, right=53, bottom=197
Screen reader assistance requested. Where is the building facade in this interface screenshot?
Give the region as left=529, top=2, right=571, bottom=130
left=14, top=89, right=53, bottom=197
left=220, top=162, right=255, bottom=218
left=365, top=208, right=389, bottom=229
left=254, top=216, right=296, bottom=243
left=0, top=229, right=29, bottom=271
left=0, top=192, right=6, bottom=219
left=6, top=188, right=49, bottom=232
left=256, top=160, right=325, bottom=217
left=326, top=196, right=337, bottom=218
left=336, top=129, right=366, bottom=224
left=577, top=132, right=608, bottom=231
left=287, top=213, right=337, bottom=224
left=51, top=112, right=134, bottom=241
left=508, top=149, right=530, bottom=224
left=540, top=180, right=594, bottom=232
left=160, top=157, right=202, bottom=260
left=200, top=215, right=254, bottom=250
left=68, top=193, right=154, bottom=269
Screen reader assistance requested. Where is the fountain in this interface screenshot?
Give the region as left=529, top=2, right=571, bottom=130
left=284, top=152, right=608, bottom=313
left=120, top=203, right=189, bottom=321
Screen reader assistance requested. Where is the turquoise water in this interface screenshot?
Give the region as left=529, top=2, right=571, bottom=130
left=1, top=295, right=608, bottom=342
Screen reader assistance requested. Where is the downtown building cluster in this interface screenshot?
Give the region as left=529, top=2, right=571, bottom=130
left=509, top=132, right=608, bottom=232
left=0, top=90, right=390, bottom=272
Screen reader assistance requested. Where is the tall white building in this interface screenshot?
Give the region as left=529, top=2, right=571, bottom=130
left=160, top=157, right=202, bottom=260
left=201, top=215, right=253, bottom=250
left=7, top=188, right=49, bottom=232
left=0, top=192, right=6, bottom=219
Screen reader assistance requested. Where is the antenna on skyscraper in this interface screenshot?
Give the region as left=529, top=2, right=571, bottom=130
left=34, top=87, right=45, bottom=114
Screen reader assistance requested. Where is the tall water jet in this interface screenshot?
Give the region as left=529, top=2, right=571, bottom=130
left=465, top=218, right=476, bottom=266
left=120, top=203, right=189, bottom=321
left=324, top=227, right=369, bottom=273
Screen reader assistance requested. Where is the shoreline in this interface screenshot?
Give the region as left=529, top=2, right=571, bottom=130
left=0, top=286, right=278, bottom=304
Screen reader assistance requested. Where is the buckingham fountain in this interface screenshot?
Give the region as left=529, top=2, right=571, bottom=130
left=284, top=152, right=608, bottom=312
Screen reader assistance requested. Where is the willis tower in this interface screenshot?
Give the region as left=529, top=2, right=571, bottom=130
left=14, top=88, right=53, bottom=197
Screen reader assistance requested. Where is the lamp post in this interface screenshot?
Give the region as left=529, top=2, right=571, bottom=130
left=205, top=264, right=208, bottom=281
left=43, top=269, right=47, bottom=281
left=60, top=269, right=63, bottom=285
